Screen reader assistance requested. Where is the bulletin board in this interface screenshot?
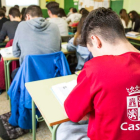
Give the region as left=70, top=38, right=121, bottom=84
left=46, top=0, right=55, bottom=4
left=78, top=0, right=110, bottom=11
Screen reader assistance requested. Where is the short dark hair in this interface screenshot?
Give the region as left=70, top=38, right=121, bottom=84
left=2, top=6, right=6, bottom=12
left=14, top=5, right=19, bottom=9
left=25, top=5, right=43, bottom=17
left=72, top=8, right=77, bottom=13
left=58, top=8, right=66, bottom=18
left=46, top=2, right=59, bottom=15
left=9, top=7, right=20, bottom=18
left=0, top=10, right=5, bottom=17
left=81, top=7, right=126, bottom=46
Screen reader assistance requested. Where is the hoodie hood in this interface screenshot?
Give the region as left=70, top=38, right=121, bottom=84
left=27, top=17, right=50, bottom=32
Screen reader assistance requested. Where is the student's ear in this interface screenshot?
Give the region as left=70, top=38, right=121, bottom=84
left=91, top=35, right=102, bottom=49
left=9, top=14, right=12, bottom=21
left=48, top=10, right=51, bottom=17
left=26, top=14, right=31, bottom=21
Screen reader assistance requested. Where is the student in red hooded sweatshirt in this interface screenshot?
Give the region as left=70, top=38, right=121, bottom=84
left=56, top=8, right=140, bottom=140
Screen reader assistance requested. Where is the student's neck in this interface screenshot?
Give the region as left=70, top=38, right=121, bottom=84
left=11, top=17, right=21, bottom=22
left=94, top=40, right=140, bottom=57
left=108, top=41, right=139, bottom=55
left=50, top=15, right=58, bottom=18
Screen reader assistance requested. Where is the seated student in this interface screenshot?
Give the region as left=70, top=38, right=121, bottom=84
left=58, top=8, right=67, bottom=20
left=46, top=2, right=68, bottom=36
left=13, top=5, right=61, bottom=66
left=0, top=10, right=9, bottom=31
left=66, top=8, right=82, bottom=24
left=14, top=5, right=19, bottom=10
left=79, top=8, right=89, bottom=16
left=67, top=14, right=90, bottom=71
left=120, top=9, right=132, bottom=29
left=129, top=10, right=140, bottom=32
left=20, top=7, right=26, bottom=21
left=67, top=7, right=73, bottom=17
left=2, top=6, right=6, bottom=13
left=57, top=8, right=140, bottom=140
left=0, top=7, right=21, bottom=43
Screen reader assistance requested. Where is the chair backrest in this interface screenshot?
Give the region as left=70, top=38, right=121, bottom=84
left=61, top=35, right=74, bottom=42
left=8, top=51, right=71, bottom=109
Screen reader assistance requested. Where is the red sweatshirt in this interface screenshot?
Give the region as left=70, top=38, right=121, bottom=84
left=64, top=52, right=140, bottom=140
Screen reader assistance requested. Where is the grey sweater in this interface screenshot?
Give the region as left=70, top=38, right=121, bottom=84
left=13, top=17, right=61, bottom=65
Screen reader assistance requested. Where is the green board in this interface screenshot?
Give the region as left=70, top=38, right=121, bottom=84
left=64, top=0, right=123, bottom=15
left=42, top=9, right=49, bottom=18
left=64, top=0, right=78, bottom=15
left=110, top=0, right=124, bottom=15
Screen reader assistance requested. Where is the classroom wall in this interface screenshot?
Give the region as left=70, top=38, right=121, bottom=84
left=55, top=0, right=64, bottom=8
left=123, top=0, right=140, bottom=13
left=110, top=0, right=123, bottom=15
left=40, top=0, right=46, bottom=9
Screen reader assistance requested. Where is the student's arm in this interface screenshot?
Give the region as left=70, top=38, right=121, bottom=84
left=133, top=19, right=140, bottom=32
left=0, top=23, right=7, bottom=43
left=12, top=24, right=21, bottom=57
left=64, top=68, right=93, bottom=122
left=66, top=15, right=72, bottom=23
left=67, top=38, right=76, bottom=52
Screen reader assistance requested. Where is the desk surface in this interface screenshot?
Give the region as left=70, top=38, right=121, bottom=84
left=25, top=75, right=77, bottom=126
left=2, top=46, right=75, bottom=61
left=4, top=37, right=9, bottom=43
left=3, top=57, right=19, bottom=61
left=126, top=36, right=140, bottom=41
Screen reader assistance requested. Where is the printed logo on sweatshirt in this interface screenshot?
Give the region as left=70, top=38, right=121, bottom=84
left=126, top=86, right=140, bottom=121
left=120, top=86, right=140, bottom=131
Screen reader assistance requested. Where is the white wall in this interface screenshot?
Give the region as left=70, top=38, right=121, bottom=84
left=1, top=0, right=40, bottom=15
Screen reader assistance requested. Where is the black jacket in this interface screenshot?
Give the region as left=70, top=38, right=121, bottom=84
left=0, top=17, right=9, bottom=31
left=132, top=18, right=140, bottom=32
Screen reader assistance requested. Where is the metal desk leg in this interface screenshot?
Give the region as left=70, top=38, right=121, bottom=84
left=46, top=124, right=60, bottom=140
left=66, top=54, right=69, bottom=59
left=6, top=60, right=12, bottom=109
left=32, top=101, right=59, bottom=140
left=32, top=100, right=36, bottom=140
left=4, top=61, right=8, bottom=98
left=52, top=125, right=60, bottom=140
left=6, top=60, right=12, bottom=89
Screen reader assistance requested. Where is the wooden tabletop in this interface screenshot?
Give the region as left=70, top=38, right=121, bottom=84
left=4, top=38, right=9, bottom=43
left=0, top=47, right=4, bottom=50
left=3, top=56, right=19, bottom=61
left=25, top=74, right=77, bottom=126
left=2, top=48, right=75, bottom=61
left=126, top=36, right=140, bottom=41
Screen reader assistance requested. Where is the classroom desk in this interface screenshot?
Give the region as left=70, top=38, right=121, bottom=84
left=126, top=35, right=140, bottom=41
left=2, top=47, right=75, bottom=100
left=0, top=47, right=4, bottom=50
left=4, top=37, right=9, bottom=43
left=3, top=57, right=19, bottom=100
left=25, top=74, right=77, bottom=140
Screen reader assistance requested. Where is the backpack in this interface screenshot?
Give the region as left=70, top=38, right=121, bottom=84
left=0, top=112, right=29, bottom=140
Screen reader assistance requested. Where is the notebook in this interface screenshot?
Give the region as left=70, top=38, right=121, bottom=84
left=126, top=31, right=140, bottom=37
left=51, top=80, right=77, bottom=106
left=61, top=43, right=68, bottom=50
left=0, top=46, right=13, bottom=58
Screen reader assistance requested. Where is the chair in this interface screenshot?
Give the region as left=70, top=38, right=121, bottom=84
left=61, top=35, right=74, bottom=42
left=0, top=40, right=19, bottom=92
left=8, top=52, right=71, bottom=129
